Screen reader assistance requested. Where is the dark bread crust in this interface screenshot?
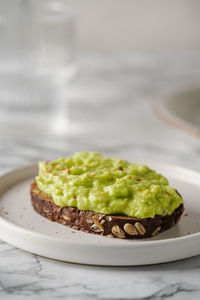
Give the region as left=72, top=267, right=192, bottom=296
left=30, top=181, right=184, bottom=239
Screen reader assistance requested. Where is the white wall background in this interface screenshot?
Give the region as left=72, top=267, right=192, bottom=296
left=65, top=0, right=200, bottom=53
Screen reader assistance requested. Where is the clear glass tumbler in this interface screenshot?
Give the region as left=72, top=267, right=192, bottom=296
left=0, top=0, right=76, bottom=137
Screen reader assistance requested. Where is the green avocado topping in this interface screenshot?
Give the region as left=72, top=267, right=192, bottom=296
left=36, top=152, right=182, bottom=218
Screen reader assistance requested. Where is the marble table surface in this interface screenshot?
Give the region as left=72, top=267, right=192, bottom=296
left=1, top=54, right=200, bottom=299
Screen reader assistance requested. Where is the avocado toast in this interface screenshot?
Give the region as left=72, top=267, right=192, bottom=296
left=31, top=152, right=184, bottom=239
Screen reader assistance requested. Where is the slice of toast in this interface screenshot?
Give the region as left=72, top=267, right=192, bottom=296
left=31, top=181, right=184, bottom=239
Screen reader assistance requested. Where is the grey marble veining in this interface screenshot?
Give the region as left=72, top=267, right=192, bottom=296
left=1, top=54, right=200, bottom=299
left=1, top=244, right=200, bottom=300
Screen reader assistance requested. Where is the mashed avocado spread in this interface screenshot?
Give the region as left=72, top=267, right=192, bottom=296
left=36, top=152, right=182, bottom=218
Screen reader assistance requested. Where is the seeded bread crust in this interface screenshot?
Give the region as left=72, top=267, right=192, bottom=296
left=30, top=181, right=184, bottom=239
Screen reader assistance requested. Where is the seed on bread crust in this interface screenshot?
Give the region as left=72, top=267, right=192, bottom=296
left=111, top=225, right=126, bottom=239
left=106, top=216, right=112, bottom=222
left=90, top=224, right=102, bottom=233
left=98, top=214, right=105, bottom=221
left=92, top=216, right=104, bottom=231
left=151, top=226, right=161, bottom=237
left=86, top=218, right=93, bottom=224
left=62, top=215, right=71, bottom=222
left=135, top=222, right=146, bottom=235
left=107, top=233, right=114, bottom=238
left=123, top=223, right=138, bottom=236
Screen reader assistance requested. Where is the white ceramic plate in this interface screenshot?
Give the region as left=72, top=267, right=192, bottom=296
left=156, top=85, right=200, bottom=137
left=0, top=162, right=200, bottom=266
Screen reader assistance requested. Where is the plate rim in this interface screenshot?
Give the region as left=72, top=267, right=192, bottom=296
left=0, top=161, right=200, bottom=248
left=155, top=83, right=200, bottom=137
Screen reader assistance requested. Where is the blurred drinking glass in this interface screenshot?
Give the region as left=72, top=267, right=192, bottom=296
left=0, top=0, right=76, bottom=137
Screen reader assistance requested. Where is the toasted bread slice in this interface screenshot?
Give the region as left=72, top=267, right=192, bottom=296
left=31, top=181, right=184, bottom=239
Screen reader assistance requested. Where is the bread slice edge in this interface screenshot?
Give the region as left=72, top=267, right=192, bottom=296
left=30, top=181, right=184, bottom=239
